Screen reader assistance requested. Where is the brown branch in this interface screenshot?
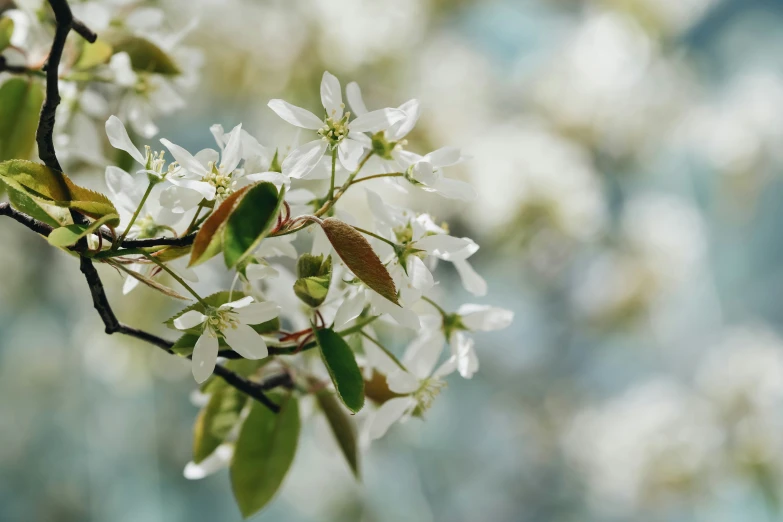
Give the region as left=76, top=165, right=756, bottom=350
left=20, top=0, right=282, bottom=413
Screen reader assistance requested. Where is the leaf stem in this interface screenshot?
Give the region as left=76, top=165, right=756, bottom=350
left=422, top=295, right=448, bottom=318
left=360, top=331, right=408, bottom=372
left=140, top=251, right=206, bottom=305
left=351, top=225, right=398, bottom=249
left=351, top=172, right=404, bottom=185
left=117, top=181, right=154, bottom=245
left=327, top=147, right=337, bottom=201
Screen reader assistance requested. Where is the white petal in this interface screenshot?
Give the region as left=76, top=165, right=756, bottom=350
left=432, top=355, right=458, bottom=379
left=267, top=99, right=324, bottom=130
left=235, top=302, right=280, bottom=325
left=371, top=292, right=420, bottom=330
left=387, top=99, right=420, bottom=141
left=412, top=161, right=437, bottom=186
left=209, top=123, right=226, bottom=148
left=243, top=171, right=290, bottom=188
left=406, top=256, right=434, bottom=293
left=346, top=81, right=368, bottom=116
left=453, top=259, right=487, bottom=297
left=159, top=185, right=208, bottom=213
left=320, top=71, right=343, bottom=119
left=122, top=274, right=140, bottom=295
left=245, top=263, right=279, bottom=281
left=367, top=397, right=415, bottom=441
left=194, top=148, right=219, bottom=168
left=168, top=177, right=217, bottom=200
left=415, top=234, right=474, bottom=259
left=403, top=325, right=446, bottom=380
left=183, top=444, right=233, bottom=480
left=350, top=108, right=406, bottom=133
left=174, top=310, right=207, bottom=330
left=457, top=305, right=514, bottom=331
left=333, top=291, right=366, bottom=329
left=311, top=225, right=332, bottom=256
left=105, top=166, right=139, bottom=213
left=386, top=369, right=420, bottom=394
left=429, top=177, right=477, bottom=202
left=282, top=140, right=328, bottom=179
left=222, top=296, right=255, bottom=309
left=338, top=138, right=365, bottom=172
left=220, top=123, right=243, bottom=174
left=160, top=139, right=208, bottom=176
left=424, top=146, right=462, bottom=168
left=192, top=334, right=219, bottom=383
left=223, top=323, right=268, bottom=360
left=451, top=332, right=478, bottom=379
left=105, top=115, right=145, bottom=164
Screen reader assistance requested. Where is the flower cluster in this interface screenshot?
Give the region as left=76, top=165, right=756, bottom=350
left=0, top=60, right=511, bottom=516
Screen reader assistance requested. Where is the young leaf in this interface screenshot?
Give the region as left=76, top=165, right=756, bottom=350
left=320, top=218, right=399, bottom=305
left=7, top=187, right=64, bottom=228
left=316, top=390, right=360, bottom=478
left=293, top=254, right=332, bottom=307
left=193, top=386, right=248, bottom=464
left=164, top=290, right=279, bottom=335
left=223, top=182, right=284, bottom=268
left=73, top=39, right=113, bottom=70
left=314, top=328, right=365, bottom=413
left=0, top=17, right=14, bottom=53
left=0, top=160, right=119, bottom=224
left=109, top=35, right=180, bottom=75
left=47, top=213, right=118, bottom=247
left=293, top=276, right=331, bottom=308
left=189, top=186, right=249, bottom=267
left=231, top=393, right=300, bottom=518
left=0, top=79, right=44, bottom=162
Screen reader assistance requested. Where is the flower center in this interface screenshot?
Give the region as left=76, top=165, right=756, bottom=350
left=206, top=308, right=239, bottom=335
left=144, top=146, right=177, bottom=181
left=318, top=111, right=351, bottom=145
left=413, top=377, right=447, bottom=415
left=135, top=213, right=166, bottom=238
left=203, top=162, right=235, bottom=202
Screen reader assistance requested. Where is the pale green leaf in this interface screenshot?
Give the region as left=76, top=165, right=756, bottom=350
left=316, top=390, right=360, bottom=478
left=0, top=79, right=44, bottom=162
left=193, top=386, right=248, bottom=463
left=231, top=393, right=300, bottom=518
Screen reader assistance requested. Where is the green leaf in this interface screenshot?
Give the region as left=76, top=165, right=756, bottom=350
left=47, top=213, right=119, bottom=247
left=164, top=290, right=279, bottom=335
left=189, top=186, right=249, bottom=267
left=223, top=182, right=284, bottom=268
left=7, top=187, right=64, bottom=228
left=320, top=218, right=399, bottom=305
left=0, top=79, right=44, bottom=162
left=0, top=17, right=14, bottom=53
left=0, top=160, right=119, bottom=225
left=314, top=328, right=365, bottom=413
left=74, top=39, right=113, bottom=70
left=316, top=390, right=360, bottom=478
left=193, top=386, right=248, bottom=463
left=231, top=392, right=300, bottom=518
left=296, top=253, right=332, bottom=279
left=109, top=35, right=180, bottom=75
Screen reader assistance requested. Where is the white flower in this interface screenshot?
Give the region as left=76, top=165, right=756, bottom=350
left=364, top=317, right=458, bottom=441
left=346, top=81, right=421, bottom=174
left=159, top=123, right=245, bottom=212
left=366, top=190, right=488, bottom=298
left=448, top=304, right=514, bottom=378
left=268, top=71, right=405, bottom=179
left=405, top=147, right=477, bottom=202
left=173, top=296, right=280, bottom=383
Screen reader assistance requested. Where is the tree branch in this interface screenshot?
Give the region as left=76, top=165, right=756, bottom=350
left=16, top=0, right=283, bottom=413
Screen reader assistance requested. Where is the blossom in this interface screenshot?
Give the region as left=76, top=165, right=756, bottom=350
left=173, top=296, right=280, bottom=383
left=268, top=71, right=405, bottom=179
left=446, top=304, right=514, bottom=378
left=366, top=190, right=487, bottom=298
left=345, top=81, right=421, bottom=174
left=404, top=147, right=477, bottom=201
left=364, top=317, right=458, bottom=440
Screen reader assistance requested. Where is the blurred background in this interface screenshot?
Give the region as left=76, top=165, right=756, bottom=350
left=4, top=0, right=783, bottom=520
